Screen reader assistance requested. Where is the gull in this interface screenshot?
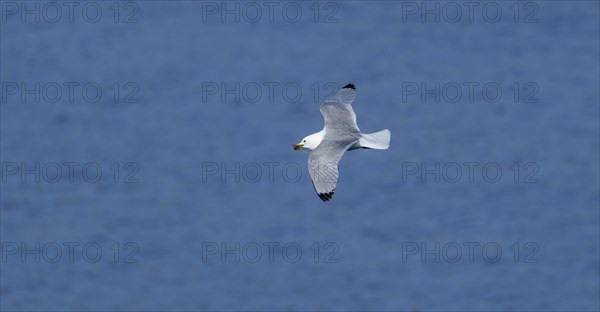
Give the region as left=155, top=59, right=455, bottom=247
left=293, top=83, right=391, bottom=201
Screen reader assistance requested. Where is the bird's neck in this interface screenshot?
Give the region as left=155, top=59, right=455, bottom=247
left=313, top=129, right=325, bottom=144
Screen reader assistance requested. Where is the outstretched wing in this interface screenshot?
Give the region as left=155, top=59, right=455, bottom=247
left=320, top=83, right=360, bottom=133
left=308, top=139, right=357, bottom=201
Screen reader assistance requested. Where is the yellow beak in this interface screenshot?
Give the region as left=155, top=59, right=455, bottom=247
left=293, top=143, right=304, bottom=150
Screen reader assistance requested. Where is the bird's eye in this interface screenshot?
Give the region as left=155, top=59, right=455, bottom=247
left=303, top=140, right=306, bottom=142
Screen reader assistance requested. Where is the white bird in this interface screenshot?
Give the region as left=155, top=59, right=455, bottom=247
left=293, top=83, right=391, bottom=201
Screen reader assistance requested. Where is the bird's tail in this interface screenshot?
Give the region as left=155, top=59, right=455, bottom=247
left=359, top=129, right=391, bottom=150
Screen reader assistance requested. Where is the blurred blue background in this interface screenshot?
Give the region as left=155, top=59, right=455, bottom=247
left=1, top=0, right=599, bottom=310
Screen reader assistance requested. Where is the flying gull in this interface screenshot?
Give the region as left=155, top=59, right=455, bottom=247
left=293, top=83, right=390, bottom=201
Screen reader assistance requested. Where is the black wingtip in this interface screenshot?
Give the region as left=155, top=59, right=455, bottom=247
left=318, top=190, right=335, bottom=202
left=342, top=83, right=356, bottom=90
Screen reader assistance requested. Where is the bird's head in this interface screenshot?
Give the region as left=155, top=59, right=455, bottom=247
left=293, top=132, right=322, bottom=151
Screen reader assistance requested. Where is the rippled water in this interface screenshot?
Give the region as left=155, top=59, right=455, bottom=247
left=1, top=1, right=599, bottom=310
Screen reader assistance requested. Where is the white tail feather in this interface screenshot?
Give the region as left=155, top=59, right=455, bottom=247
left=359, top=129, right=391, bottom=150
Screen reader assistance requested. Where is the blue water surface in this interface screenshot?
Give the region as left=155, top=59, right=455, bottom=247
left=1, top=1, right=599, bottom=310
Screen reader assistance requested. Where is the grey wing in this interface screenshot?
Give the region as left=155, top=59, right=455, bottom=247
left=320, top=84, right=360, bottom=133
left=308, top=139, right=357, bottom=201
